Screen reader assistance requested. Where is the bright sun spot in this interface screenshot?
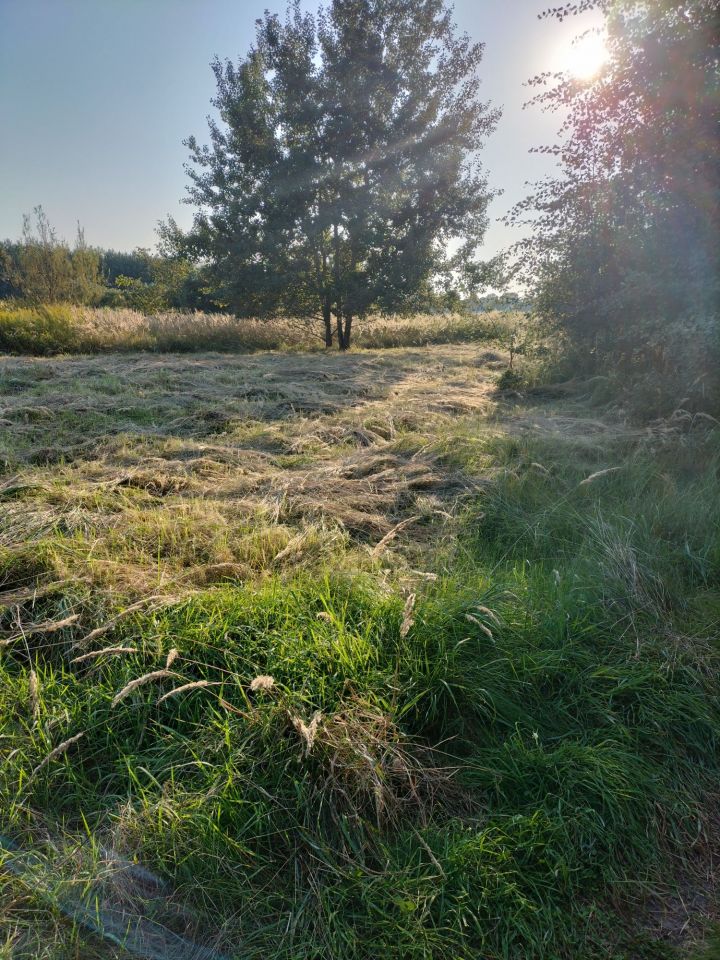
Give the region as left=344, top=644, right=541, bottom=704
left=564, top=33, right=608, bottom=81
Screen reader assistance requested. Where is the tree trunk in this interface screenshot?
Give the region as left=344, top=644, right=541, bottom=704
left=333, top=222, right=344, bottom=350
left=334, top=313, right=353, bottom=351
left=322, top=299, right=333, bottom=347
left=343, top=313, right=353, bottom=350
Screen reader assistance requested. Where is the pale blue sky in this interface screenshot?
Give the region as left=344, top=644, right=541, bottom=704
left=0, top=0, right=601, bottom=257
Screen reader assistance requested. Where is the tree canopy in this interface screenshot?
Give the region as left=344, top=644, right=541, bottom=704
left=165, top=0, right=499, bottom=348
left=510, top=0, right=719, bottom=387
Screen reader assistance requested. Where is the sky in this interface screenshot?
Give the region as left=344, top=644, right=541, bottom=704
left=0, top=0, right=602, bottom=259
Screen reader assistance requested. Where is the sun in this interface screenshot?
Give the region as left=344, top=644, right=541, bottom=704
left=564, top=33, right=608, bottom=81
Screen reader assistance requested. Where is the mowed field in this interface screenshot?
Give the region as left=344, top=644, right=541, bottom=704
left=0, top=340, right=719, bottom=959
left=0, top=344, right=504, bottom=593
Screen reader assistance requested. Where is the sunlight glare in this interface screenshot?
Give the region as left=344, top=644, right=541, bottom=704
left=564, top=33, right=608, bottom=81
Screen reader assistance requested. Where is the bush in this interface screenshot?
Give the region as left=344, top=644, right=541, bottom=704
left=495, top=367, right=525, bottom=391
left=0, top=304, right=78, bottom=354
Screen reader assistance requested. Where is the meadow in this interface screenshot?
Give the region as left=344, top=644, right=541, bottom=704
left=0, top=304, right=518, bottom=355
left=0, top=315, right=718, bottom=959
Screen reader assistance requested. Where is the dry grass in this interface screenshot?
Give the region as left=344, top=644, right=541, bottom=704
left=307, top=700, right=458, bottom=827
left=0, top=344, right=503, bottom=604
left=0, top=303, right=518, bottom=354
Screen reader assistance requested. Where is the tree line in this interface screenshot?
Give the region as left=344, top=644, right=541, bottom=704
left=0, top=207, right=212, bottom=312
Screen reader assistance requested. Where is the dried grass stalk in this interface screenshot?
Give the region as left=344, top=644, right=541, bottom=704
left=31, top=731, right=85, bottom=779
left=70, top=646, right=138, bottom=665
left=111, top=670, right=179, bottom=708
left=273, top=532, right=307, bottom=564
left=318, top=702, right=455, bottom=826
left=0, top=582, right=69, bottom=610
left=465, top=614, right=493, bottom=638
left=156, top=680, right=220, bottom=705
left=2, top=614, right=80, bottom=647
left=165, top=647, right=179, bottom=669
left=371, top=515, right=421, bottom=557
left=579, top=467, right=621, bottom=487
left=693, top=411, right=719, bottom=426
left=71, top=595, right=165, bottom=650
left=400, top=593, right=416, bottom=638
left=291, top=710, right=323, bottom=756
left=475, top=604, right=500, bottom=625
left=28, top=669, right=39, bottom=723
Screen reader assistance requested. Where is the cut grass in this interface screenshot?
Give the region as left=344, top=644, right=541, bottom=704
left=0, top=345, right=493, bottom=595
left=0, top=343, right=718, bottom=958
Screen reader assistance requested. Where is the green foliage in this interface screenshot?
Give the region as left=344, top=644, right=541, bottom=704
left=169, top=0, right=499, bottom=347
left=0, top=304, right=78, bottom=355
left=687, top=928, right=720, bottom=960
left=106, top=249, right=200, bottom=314
left=99, top=248, right=154, bottom=285
left=1, top=207, right=103, bottom=305
left=495, top=366, right=525, bottom=391
left=511, top=1, right=719, bottom=408
left=0, top=224, right=208, bottom=316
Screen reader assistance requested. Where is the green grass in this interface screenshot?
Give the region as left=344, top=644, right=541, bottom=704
left=0, top=347, right=718, bottom=958
left=0, top=305, right=79, bottom=355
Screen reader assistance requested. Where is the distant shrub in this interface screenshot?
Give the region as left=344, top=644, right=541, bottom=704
left=0, top=304, right=78, bottom=354
left=495, top=368, right=525, bottom=392
left=1, top=207, right=104, bottom=305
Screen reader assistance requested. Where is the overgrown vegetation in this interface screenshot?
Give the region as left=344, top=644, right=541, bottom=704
left=511, top=0, right=719, bottom=413
left=0, top=304, right=516, bottom=355
left=0, top=208, right=104, bottom=307
left=0, top=211, right=211, bottom=315
left=1, top=343, right=718, bottom=958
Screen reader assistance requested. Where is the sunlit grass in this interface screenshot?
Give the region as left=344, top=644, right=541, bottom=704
left=0, top=344, right=718, bottom=957
left=0, top=303, right=517, bottom=355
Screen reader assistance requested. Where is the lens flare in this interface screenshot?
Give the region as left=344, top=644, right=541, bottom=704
left=564, top=33, right=608, bottom=81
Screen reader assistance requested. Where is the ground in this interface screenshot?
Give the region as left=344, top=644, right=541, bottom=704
left=0, top=344, right=508, bottom=594
left=0, top=343, right=718, bottom=959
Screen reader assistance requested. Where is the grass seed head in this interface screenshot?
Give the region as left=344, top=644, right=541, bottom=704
left=249, top=674, right=275, bottom=693
left=111, top=670, right=180, bottom=708
left=28, top=669, right=40, bottom=722
left=400, top=593, right=416, bottom=638
left=30, top=731, right=85, bottom=779
left=291, top=710, right=323, bottom=756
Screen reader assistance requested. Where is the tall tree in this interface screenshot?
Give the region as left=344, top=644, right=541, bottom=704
left=165, top=0, right=498, bottom=348
left=510, top=1, right=719, bottom=380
